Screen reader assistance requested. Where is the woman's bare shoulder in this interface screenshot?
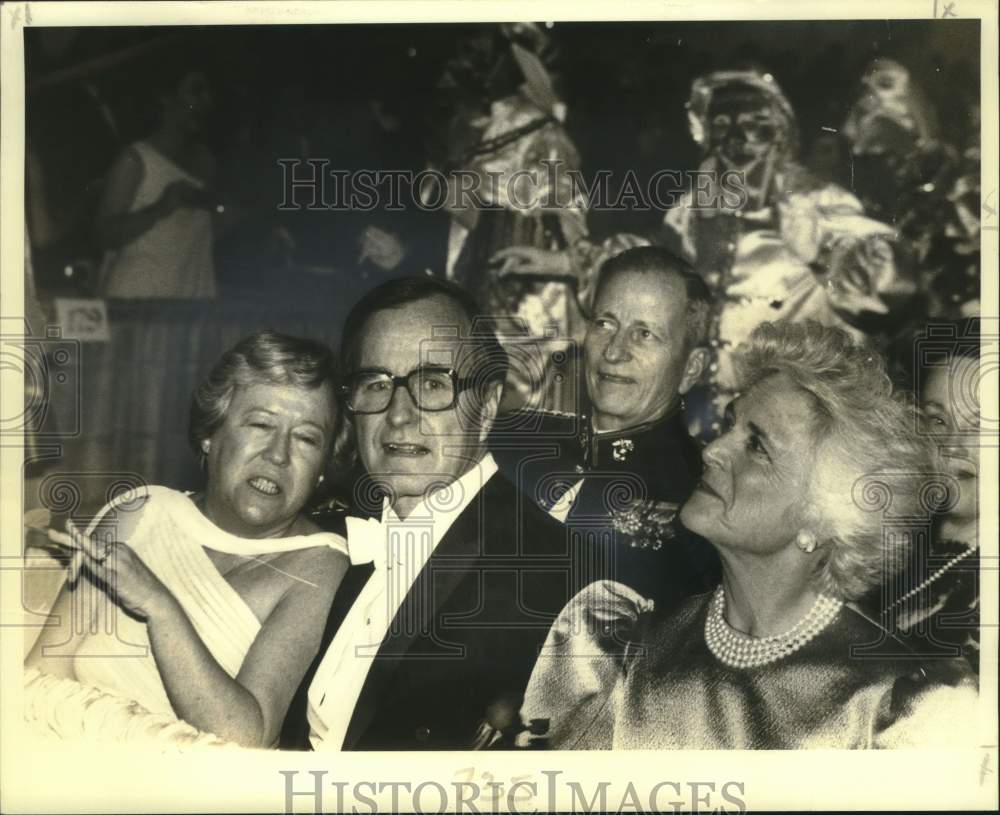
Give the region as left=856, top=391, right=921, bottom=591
left=277, top=541, right=347, bottom=569
left=224, top=540, right=347, bottom=625
left=268, top=539, right=349, bottom=590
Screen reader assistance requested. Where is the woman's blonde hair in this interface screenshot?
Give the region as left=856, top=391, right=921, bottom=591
left=189, top=330, right=349, bottom=478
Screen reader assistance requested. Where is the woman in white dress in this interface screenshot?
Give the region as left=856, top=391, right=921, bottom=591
left=27, top=331, right=350, bottom=748
left=96, top=60, right=218, bottom=299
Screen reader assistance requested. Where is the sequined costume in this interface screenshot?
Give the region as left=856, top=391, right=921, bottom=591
left=662, top=71, right=902, bottom=437
left=99, top=141, right=216, bottom=299
left=444, top=27, right=589, bottom=412
left=451, top=92, right=588, bottom=338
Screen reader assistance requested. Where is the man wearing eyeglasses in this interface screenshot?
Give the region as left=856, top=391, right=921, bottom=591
left=281, top=276, right=574, bottom=751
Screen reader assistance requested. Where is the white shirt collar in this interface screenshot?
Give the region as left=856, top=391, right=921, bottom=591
left=307, top=454, right=498, bottom=750
left=380, top=452, right=498, bottom=547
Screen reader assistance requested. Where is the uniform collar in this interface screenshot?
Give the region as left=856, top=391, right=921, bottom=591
left=588, top=399, right=685, bottom=441
left=584, top=402, right=688, bottom=467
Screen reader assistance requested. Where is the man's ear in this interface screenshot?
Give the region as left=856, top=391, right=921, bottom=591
left=330, top=415, right=358, bottom=475
left=477, top=381, right=504, bottom=443
left=678, top=347, right=710, bottom=395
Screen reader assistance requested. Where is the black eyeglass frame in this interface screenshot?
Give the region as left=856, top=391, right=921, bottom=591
left=341, top=366, right=479, bottom=414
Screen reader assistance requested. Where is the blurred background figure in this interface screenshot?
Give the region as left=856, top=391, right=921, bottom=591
left=843, top=58, right=980, bottom=320
left=96, top=55, right=220, bottom=299
left=660, top=68, right=910, bottom=438
left=432, top=24, right=589, bottom=411
left=25, top=49, right=120, bottom=294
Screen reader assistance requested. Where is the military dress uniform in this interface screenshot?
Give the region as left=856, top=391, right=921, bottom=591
left=491, top=403, right=719, bottom=606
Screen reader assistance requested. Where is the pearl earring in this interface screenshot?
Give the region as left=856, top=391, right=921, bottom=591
left=796, top=531, right=816, bottom=554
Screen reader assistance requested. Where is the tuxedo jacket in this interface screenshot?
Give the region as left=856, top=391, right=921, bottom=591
left=280, top=473, right=582, bottom=750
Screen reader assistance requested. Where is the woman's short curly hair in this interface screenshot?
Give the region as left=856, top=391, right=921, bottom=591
left=734, top=321, right=937, bottom=600
left=189, top=331, right=346, bottom=471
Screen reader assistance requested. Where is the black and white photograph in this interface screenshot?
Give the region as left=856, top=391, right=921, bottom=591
left=1, top=1, right=996, bottom=812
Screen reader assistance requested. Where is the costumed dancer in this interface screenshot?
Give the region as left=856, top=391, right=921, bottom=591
left=843, top=58, right=980, bottom=319
left=430, top=24, right=589, bottom=412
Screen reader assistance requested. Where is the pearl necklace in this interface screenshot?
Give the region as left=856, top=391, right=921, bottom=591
left=705, top=586, right=843, bottom=669
left=886, top=545, right=975, bottom=610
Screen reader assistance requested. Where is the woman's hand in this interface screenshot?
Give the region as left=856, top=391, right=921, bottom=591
left=491, top=246, right=572, bottom=278
left=76, top=530, right=173, bottom=620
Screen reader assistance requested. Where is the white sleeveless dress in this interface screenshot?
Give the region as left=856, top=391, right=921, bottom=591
left=100, top=141, right=216, bottom=299
left=71, top=486, right=347, bottom=717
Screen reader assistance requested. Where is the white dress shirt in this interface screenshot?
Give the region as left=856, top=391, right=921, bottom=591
left=546, top=417, right=612, bottom=523
left=547, top=479, right=583, bottom=523
left=307, top=454, right=499, bottom=750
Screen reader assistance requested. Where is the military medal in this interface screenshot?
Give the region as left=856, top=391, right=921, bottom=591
left=611, top=438, right=634, bottom=462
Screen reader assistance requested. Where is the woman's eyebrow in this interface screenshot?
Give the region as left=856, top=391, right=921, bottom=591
left=242, top=407, right=277, bottom=416
left=243, top=407, right=327, bottom=429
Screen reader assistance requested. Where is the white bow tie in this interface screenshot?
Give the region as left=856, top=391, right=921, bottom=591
left=345, top=515, right=395, bottom=569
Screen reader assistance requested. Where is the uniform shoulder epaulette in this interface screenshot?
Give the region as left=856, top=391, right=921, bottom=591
left=532, top=407, right=577, bottom=419
left=492, top=407, right=581, bottom=441
left=496, top=406, right=579, bottom=425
